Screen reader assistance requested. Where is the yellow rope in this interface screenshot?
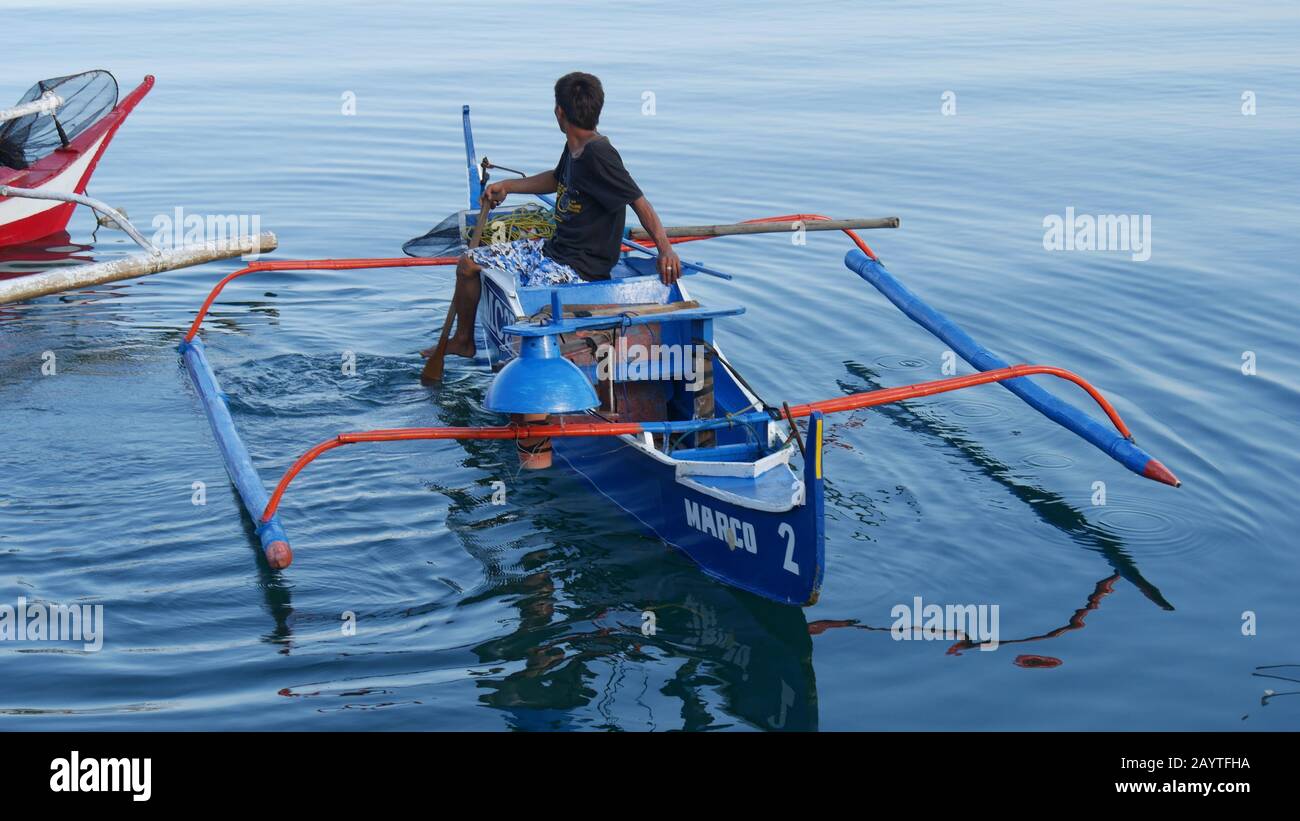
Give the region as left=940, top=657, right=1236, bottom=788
left=470, top=204, right=557, bottom=246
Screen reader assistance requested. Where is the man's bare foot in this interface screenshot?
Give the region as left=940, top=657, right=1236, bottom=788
left=442, top=336, right=476, bottom=359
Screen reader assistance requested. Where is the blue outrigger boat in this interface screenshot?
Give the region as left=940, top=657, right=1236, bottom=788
left=179, top=106, right=1179, bottom=607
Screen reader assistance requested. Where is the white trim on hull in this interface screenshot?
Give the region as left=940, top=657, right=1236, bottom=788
left=0, top=133, right=108, bottom=225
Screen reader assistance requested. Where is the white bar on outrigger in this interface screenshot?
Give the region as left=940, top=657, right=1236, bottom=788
left=0, top=232, right=278, bottom=304
left=0, top=91, right=62, bottom=124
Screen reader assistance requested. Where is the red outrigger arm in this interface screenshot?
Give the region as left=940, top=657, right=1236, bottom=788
left=182, top=216, right=1178, bottom=572
left=182, top=256, right=458, bottom=343
left=180, top=256, right=458, bottom=569
left=259, top=362, right=1173, bottom=528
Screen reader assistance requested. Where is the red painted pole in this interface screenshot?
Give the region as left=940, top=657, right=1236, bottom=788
left=260, top=363, right=1174, bottom=523
left=183, top=256, right=458, bottom=343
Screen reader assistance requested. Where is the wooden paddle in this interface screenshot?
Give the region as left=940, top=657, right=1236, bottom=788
left=420, top=181, right=494, bottom=384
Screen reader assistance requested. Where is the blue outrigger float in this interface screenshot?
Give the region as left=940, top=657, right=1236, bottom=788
left=179, top=106, right=1179, bottom=607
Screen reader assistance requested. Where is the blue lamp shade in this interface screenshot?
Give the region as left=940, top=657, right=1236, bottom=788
left=484, top=334, right=599, bottom=414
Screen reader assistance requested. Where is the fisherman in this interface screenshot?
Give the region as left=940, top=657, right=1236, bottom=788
left=440, top=71, right=681, bottom=359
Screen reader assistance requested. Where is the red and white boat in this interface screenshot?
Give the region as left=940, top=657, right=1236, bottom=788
left=0, top=71, right=154, bottom=248
left=0, top=71, right=276, bottom=306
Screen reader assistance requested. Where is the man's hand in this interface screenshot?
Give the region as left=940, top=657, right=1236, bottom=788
left=629, top=197, right=681, bottom=285
left=482, top=181, right=511, bottom=207
left=657, top=244, right=683, bottom=285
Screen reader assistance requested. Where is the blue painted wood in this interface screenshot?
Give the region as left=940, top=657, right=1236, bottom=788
left=463, top=105, right=481, bottom=209
left=180, top=337, right=290, bottom=563
left=553, top=408, right=824, bottom=606
left=844, top=249, right=1159, bottom=480
left=516, top=273, right=674, bottom=314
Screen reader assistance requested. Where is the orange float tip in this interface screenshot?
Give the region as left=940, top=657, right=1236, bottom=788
left=265, top=540, right=294, bottom=569
left=1142, top=459, right=1181, bottom=488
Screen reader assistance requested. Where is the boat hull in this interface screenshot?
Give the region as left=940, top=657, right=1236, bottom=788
left=0, top=75, right=154, bottom=248
left=554, top=430, right=825, bottom=606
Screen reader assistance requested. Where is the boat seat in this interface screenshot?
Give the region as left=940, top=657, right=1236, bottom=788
left=530, top=299, right=699, bottom=322
left=515, top=272, right=676, bottom=314
left=502, top=304, right=744, bottom=338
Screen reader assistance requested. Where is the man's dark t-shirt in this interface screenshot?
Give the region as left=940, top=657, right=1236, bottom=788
left=543, top=136, right=642, bottom=280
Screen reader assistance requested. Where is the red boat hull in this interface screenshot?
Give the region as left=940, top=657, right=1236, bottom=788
left=0, top=75, right=154, bottom=248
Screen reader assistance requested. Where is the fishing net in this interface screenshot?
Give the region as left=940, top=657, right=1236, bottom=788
left=403, top=202, right=556, bottom=258
left=0, top=70, right=119, bottom=170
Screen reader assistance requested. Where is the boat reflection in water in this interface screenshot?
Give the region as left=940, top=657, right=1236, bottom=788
left=0, top=231, right=96, bottom=320
left=1244, top=664, right=1300, bottom=721
left=835, top=359, right=1174, bottom=611
left=0, top=230, right=93, bottom=281
left=810, top=573, right=1124, bottom=670
left=472, top=570, right=819, bottom=731
left=459, top=463, right=820, bottom=732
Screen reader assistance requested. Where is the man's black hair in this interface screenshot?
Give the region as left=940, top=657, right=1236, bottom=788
left=555, top=72, right=604, bottom=130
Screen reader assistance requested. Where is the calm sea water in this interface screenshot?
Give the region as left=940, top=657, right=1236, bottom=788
left=1, top=0, right=1298, bottom=730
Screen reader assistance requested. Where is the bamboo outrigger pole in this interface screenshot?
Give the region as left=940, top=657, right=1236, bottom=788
left=0, top=233, right=278, bottom=304
left=0, top=185, right=278, bottom=304
left=629, top=217, right=898, bottom=240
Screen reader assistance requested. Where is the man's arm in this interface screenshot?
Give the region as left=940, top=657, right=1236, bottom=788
left=630, top=195, right=683, bottom=285
left=484, top=171, right=557, bottom=204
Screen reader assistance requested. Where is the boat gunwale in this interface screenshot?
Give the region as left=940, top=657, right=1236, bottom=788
left=0, top=74, right=155, bottom=189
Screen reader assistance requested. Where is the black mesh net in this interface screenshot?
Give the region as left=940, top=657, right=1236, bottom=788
left=0, top=70, right=119, bottom=170
left=403, top=202, right=556, bottom=258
